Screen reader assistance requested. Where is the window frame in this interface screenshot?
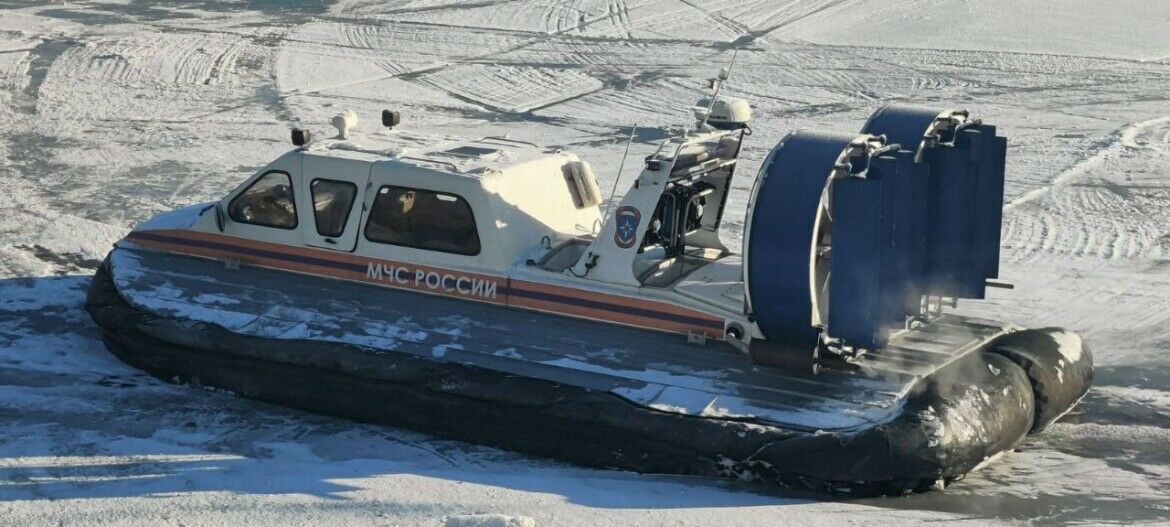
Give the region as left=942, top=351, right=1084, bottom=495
left=227, top=170, right=298, bottom=230
left=309, top=177, right=359, bottom=238
left=363, top=184, right=482, bottom=257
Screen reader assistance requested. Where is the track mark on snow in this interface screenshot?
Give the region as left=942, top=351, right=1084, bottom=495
left=740, top=0, right=857, bottom=44
left=12, top=246, right=102, bottom=275
left=17, top=39, right=74, bottom=114
left=414, top=64, right=605, bottom=114
left=675, top=0, right=751, bottom=38
left=273, top=5, right=673, bottom=109
left=1003, top=116, right=1170, bottom=260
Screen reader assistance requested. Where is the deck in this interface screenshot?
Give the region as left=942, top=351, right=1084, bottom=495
left=109, top=246, right=1010, bottom=433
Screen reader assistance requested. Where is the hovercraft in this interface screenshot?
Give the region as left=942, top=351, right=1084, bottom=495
left=86, top=84, right=1092, bottom=495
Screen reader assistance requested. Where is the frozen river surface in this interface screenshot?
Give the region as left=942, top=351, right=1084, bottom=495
left=1, top=1, right=1169, bottom=525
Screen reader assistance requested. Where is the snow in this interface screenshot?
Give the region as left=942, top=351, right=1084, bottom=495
left=2, top=0, right=1170, bottom=524
left=543, top=356, right=886, bottom=429
left=766, top=0, right=1170, bottom=60
left=492, top=347, right=524, bottom=360
left=133, top=203, right=209, bottom=231
left=431, top=342, right=462, bottom=359
left=444, top=514, right=536, bottom=527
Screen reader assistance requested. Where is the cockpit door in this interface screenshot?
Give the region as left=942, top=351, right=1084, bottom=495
left=298, top=154, right=373, bottom=251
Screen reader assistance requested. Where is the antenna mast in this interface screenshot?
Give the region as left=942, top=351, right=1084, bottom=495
left=602, top=123, right=638, bottom=221
left=698, top=48, right=739, bottom=130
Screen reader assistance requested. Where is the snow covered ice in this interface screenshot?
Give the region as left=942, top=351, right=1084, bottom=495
left=1, top=0, right=1169, bottom=525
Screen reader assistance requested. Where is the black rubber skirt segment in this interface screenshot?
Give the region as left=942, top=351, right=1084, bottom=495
left=989, top=327, right=1093, bottom=432
left=87, top=257, right=1037, bottom=496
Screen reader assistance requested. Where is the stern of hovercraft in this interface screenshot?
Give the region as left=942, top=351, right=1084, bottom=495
left=740, top=105, right=1092, bottom=433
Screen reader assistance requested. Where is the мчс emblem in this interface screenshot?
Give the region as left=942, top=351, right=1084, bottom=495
left=613, top=206, right=641, bottom=249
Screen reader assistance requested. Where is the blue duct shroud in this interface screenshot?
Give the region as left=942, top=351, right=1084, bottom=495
left=747, top=131, right=855, bottom=348
left=861, top=106, right=1008, bottom=301
left=927, top=125, right=1007, bottom=298
left=828, top=153, right=924, bottom=349
left=747, top=107, right=1007, bottom=350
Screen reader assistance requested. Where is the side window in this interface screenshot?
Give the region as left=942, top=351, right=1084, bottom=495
left=365, top=186, right=481, bottom=256
left=228, top=171, right=297, bottom=229
left=310, top=179, right=358, bottom=237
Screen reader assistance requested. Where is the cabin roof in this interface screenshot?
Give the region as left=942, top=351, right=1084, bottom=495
left=305, top=135, right=565, bottom=177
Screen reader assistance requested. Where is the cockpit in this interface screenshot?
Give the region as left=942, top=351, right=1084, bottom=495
left=633, top=131, right=743, bottom=286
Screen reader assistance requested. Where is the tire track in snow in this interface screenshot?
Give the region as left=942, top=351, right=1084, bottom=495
left=612, top=0, right=634, bottom=40
left=6, top=39, right=75, bottom=114
left=334, top=0, right=515, bottom=18
left=413, top=64, right=606, bottom=114
left=199, top=3, right=917, bottom=123
left=33, top=32, right=263, bottom=120
left=1003, top=116, right=1170, bottom=261
left=334, top=21, right=409, bottom=75
left=674, top=0, right=752, bottom=38
left=541, top=0, right=585, bottom=34
left=740, top=0, right=858, bottom=43
left=273, top=3, right=691, bottom=118
left=1006, top=116, right=1170, bottom=209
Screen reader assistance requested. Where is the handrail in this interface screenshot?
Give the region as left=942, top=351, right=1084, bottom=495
left=479, top=135, right=540, bottom=148
left=395, top=155, right=461, bottom=172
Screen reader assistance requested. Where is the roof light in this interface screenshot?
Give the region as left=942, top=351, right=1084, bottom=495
left=291, top=128, right=311, bottom=147
left=382, top=110, right=401, bottom=130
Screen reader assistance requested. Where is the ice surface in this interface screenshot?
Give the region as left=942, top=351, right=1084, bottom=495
left=2, top=0, right=1170, bottom=524
left=444, top=514, right=536, bottom=527
left=133, top=203, right=209, bottom=231
left=766, top=0, right=1170, bottom=60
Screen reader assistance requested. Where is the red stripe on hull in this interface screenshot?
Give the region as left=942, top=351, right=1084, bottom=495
left=123, top=229, right=725, bottom=339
